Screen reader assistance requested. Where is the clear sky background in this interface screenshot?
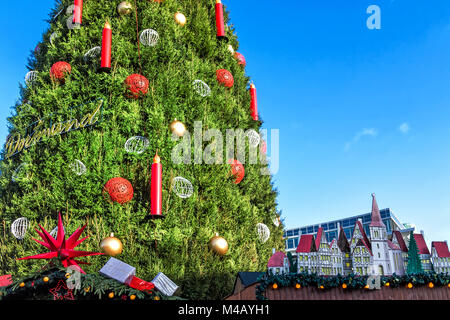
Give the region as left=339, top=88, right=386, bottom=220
left=1, top=1, right=450, bottom=246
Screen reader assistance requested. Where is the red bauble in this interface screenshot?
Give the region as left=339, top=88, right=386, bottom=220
left=228, top=159, right=245, bottom=184
left=124, top=74, right=149, bottom=99
left=103, top=177, right=134, bottom=204
left=50, top=61, right=72, bottom=81
left=234, top=52, right=246, bottom=67
left=216, top=69, right=234, bottom=88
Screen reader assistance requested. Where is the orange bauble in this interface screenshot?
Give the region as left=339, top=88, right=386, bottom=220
left=100, top=233, right=123, bottom=256
left=208, top=233, right=228, bottom=256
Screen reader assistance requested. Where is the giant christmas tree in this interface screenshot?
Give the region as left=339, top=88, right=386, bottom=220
left=0, top=0, right=283, bottom=300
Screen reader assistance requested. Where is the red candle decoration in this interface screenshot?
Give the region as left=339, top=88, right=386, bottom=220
left=215, top=0, right=227, bottom=40
left=101, top=21, right=112, bottom=70
left=250, top=83, right=258, bottom=120
left=150, top=153, right=163, bottom=218
left=124, top=74, right=149, bottom=99
left=50, top=61, right=72, bottom=82
left=73, top=0, right=83, bottom=25
left=216, top=69, right=234, bottom=88
left=228, top=159, right=245, bottom=184
left=103, top=177, right=134, bottom=204
left=234, top=52, right=246, bottom=67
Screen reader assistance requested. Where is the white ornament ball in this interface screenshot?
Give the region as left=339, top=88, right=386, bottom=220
left=172, top=176, right=194, bottom=199
left=140, top=29, right=159, bottom=47
left=83, top=46, right=102, bottom=62
left=124, top=136, right=150, bottom=154
left=25, top=71, right=38, bottom=86
left=12, top=163, right=30, bottom=182
left=11, top=217, right=29, bottom=240
left=256, top=223, right=270, bottom=243
left=69, top=159, right=87, bottom=176
left=50, top=32, right=59, bottom=45
left=246, top=130, right=261, bottom=148
left=192, top=80, right=211, bottom=97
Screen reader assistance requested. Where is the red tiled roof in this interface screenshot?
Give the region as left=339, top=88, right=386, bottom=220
left=369, top=193, right=385, bottom=228
left=387, top=240, right=401, bottom=250
left=0, top=275, right=12, bottom=287
left=354, top=238, right=373, bottom=256
left=393, top=231, right=408, bottom=252
left=267, top=251, right=288, bottom=268
left=329, top=239, right=336, bottom=248
left=414, top=234, right=430, bottom=255
left=354, top=220, right=371, bottom=250
left=315, top=228, right=323, bottom=249
left=432, top=242, right=450, bottom=258
left=337, top=226, right=350, bottom=253
left=296, top=234, right=316, bottom=253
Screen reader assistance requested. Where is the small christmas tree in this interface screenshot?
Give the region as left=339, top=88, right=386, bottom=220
left=406, top=232, right=423, bottom=274
left=287, top=252, right=297, bottom=274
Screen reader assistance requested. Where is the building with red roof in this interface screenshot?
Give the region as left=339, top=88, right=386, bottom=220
left=413, top=233, right=432, bottom=272
left=267, top=250, right=290, bottom=275
left=274, top=194, right=448, bottom=277
left=431, top=241, right=450, bottom=274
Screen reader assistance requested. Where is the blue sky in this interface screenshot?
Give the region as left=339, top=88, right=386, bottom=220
left=1, top=1, right=450, bottom=245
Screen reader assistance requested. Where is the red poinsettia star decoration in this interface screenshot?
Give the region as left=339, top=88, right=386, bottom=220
left=17, top=212, right=103, bottom=274
left=49, top=280, right=74, bottom=300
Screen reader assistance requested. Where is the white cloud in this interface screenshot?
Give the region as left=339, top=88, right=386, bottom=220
left=399, top=122, right=410, bottom=134
left=344, top=128, right=378, bottom=151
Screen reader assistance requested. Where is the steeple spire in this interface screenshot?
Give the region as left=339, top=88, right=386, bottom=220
left=369, top=193, right=385, bottom=228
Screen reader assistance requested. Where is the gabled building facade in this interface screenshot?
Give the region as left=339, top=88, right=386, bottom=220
left=290, top=194, right=441, bottom=276
left=431, top=241, right=450, bottom=274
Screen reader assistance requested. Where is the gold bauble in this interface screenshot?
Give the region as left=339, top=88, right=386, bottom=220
left=174, top=12, right=187, bottom=26
left=43, top=277, right=49, bottom=283
left=208, top=233, right=228, bottom=256
left=100, top=233, right=123, bottom=256
left=227, top=45, right=235, bottom=55
left=117, top=1, right=133, bottom=16
left=169, top=119, right=187, bottom=137
left=108, top=292, right=115, bottom=299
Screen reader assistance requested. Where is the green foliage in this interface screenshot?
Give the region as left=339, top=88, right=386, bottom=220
left=407, top=231, right=424, bottom=274
left=255, top=272, right=450, bottom=300
left=286, top=252, right=297, bottom=274
left=0, top=0, right=284, bottom=300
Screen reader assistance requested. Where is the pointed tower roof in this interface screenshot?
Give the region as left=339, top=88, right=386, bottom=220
left=369, top=193, right=385, bottom=228
left=337, top=226, right=351, bottom=253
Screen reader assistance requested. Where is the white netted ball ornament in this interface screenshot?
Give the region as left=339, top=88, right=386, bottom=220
left=12, top=163, right=30, bottom=182
left=272, top=215, right=281, bottom=227
left=69, top=159, right=87, bottom=176
left=140, top=29, right=159, bottom=47
left=50, top=32, right=59, bottom=45
left=172, top=176, right=194, bottom=199
left=11, top=217, right=29, bottom=240
left=192, top=80, right=211, bottom=97
left=25, top=71, right=38, bottom=86
left=124, top=136, right=149, bottom=154
left=256, top=223, right=270, bottom=243
left=246, top=130, right=260, bottom=148
left=84, top=46, right=101, bottom=62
